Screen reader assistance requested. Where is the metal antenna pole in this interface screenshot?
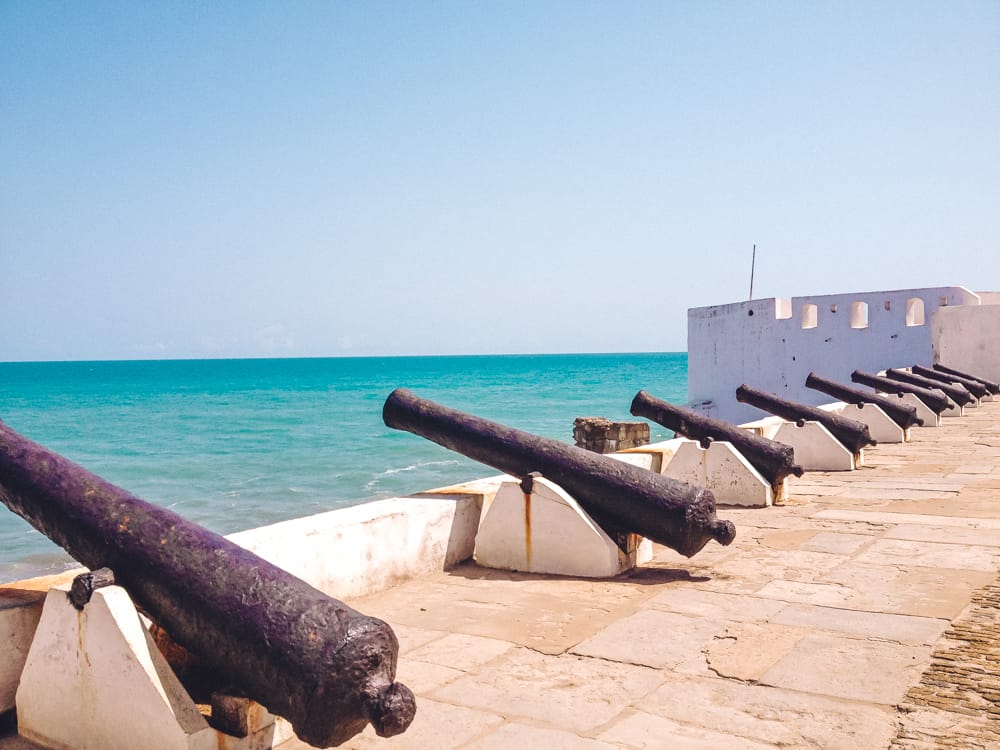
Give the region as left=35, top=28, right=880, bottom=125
left=749, top=244, right=756, bottom=300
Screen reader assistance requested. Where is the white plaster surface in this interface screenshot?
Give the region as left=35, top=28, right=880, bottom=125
left=662, top=439, right=773, bottom=507
left=770, top=420, right=855, bottom=471
left=229, top=493, right=483, bottom=600
left=0, top=599, right=42, bottom=715
left=820, top=402, right=904, bottom=443
left=16, top=586, right=220, bottom=750
left=473, top=479, right=638, bottom=577
left=932, top=304, right=1000, bottom=382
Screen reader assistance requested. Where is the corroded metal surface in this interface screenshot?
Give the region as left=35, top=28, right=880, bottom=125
left=932, top=363, right=1000, bottom=395
left=851, top=370, right=955, bottom=415
left=383, top=388, right=735, bottom=557
left=805, top=372, right=923, bottom=430
left=0, top=420, right=415, bottom=748
left=629, top=389, right=803, bottom=489
left=735, top=384, right=876, bottom=454
left=885, top=369, right=975, bottom=407
left=910, top=365, right=989, bottom=400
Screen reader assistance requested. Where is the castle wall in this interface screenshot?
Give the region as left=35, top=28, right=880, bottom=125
left=688, top=286, right=981, bottom=424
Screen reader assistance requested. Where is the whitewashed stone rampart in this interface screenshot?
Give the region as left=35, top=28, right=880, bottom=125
left=932, top=303, right=1000, bottom=382
left=688, top=286, right=984, bottom=424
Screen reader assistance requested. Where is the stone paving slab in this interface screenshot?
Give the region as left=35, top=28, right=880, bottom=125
left=597, top=710, right=778, bottom=750
left=883, top=523, right=1000, bottom=547
left=340, top=699, right=505, bottom=749
left=634, top=672, right=899, bottom=749
left=760, top=631, right=931, bottom=703
left=430, top=648, right=665, bottom=734
left=571, top=609, right=725, bottom=671
left=822, top=561, right=996, bottom=619
left=769, top=602, right=949, bottom=645
left=702, top=621, right=808, bottom=681
left=853, top=538, right=1000, bottom=572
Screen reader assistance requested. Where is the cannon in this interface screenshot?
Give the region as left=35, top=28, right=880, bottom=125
left=885, top=368, right=976, bottom=407
left=933, top=363, right=1000, bottom=395
left=851, top=370, right=955, bottom=415
left=805, top=372, right=923, bottom=430
left=735, top=384, right=875, bottom=454
left=0, top=420, right=415, bottom=748
left=911, top=365, right=990, bottom=400
left=382, top=388, right=735, bottom=557
left=629, top=390, right=803, bottom=489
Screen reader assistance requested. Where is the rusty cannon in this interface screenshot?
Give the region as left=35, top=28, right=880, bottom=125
left=0, top=420, right=415, bottom=748
left=885, top=368, right=976, bottom=407
left=910, top=365, right=990, bottom=400
left=629, top=389, right=803, bottom=489
left=382, top=388, right=735, bottom=557
left=933, top=363, right=1000, bottom=395
left=735, top=384, right=876, bottom=454
left=850, top=370, right=955, bottom=415
left=804, top=372, right=923, bottom=430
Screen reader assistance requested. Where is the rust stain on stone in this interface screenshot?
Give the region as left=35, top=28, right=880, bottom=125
left=523, top=492, right=532, bottom=568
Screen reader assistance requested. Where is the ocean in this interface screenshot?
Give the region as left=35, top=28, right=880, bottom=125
left=0, top=353, right=686, bottom=583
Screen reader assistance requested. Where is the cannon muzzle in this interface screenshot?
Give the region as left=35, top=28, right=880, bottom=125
left=910, top=365, right=990, bottom=400
left=885, top=368, right=975, bottom=407
left=735, top=384, right=875, bottom=454
left=382, top=388, right=735, bottom=557
left=850, top=370, right=955, bottom=415
left=0, top=420, right=416, bottom=748
left=629, top=390, right=803, bottom=488
left=805, top=372, right=923, bottom=429
left=932, top=364, right=1000, bottom=395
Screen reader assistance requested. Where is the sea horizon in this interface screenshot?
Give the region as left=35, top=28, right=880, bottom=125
left=0, top=349, right=683, bottom=365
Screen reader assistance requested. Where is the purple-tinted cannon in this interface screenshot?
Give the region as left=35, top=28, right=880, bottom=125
left=383, top=388, right=735, bottom=558
left=910, top=365, right=990, bottom=400
left=850, top=370, right=955, bottom=415
left=735, top=384, right=876, bottom=454
left=933, top=363, right=999, bottom=395
left=0, top=420, right=415, bottom=748
left=885, top=368, right=976, bottom=407
left=805, top=372, right=923, bottom=430
left=629, top=389, right=803, bottom=490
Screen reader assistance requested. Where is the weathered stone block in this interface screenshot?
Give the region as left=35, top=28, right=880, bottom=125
left=573, top=418, right=649, bottom=453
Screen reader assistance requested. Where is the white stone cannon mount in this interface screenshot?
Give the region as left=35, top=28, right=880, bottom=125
left=617, top=438, right=785, bottom=509
left=473, top=474, right=653, bottom=578
left=14, top=573, right=295, bottom=750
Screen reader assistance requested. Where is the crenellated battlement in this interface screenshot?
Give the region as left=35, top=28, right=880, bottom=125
left=688, top=286, right=997, bottom=424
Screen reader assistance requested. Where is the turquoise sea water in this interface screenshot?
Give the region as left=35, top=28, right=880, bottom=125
left=0, top=353, right=686, bottom=582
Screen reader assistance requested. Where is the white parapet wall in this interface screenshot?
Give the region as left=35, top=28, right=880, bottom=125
left=688, top=286, right=984, bottom=424
left=228, top=490, right=487, bottom=601
left=932, top=302, right=1000, bottom=383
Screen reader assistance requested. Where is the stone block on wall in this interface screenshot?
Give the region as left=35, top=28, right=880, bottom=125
left=573, top=418, right=650, bottom=454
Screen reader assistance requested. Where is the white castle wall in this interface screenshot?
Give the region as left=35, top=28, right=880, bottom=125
left=688, top=286, right=983, bottom=424
left=933, top=303, right=1000, bottom=382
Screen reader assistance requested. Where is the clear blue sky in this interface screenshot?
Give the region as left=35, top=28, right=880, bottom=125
left=2, top=2, right=998, bottom=361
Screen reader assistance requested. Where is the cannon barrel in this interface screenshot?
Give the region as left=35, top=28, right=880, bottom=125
left=805, top=372, right=924, bottom=430
left=885, top=368, right=975, bottom=407
left=735, top=384, right=876, bottom=454
left=851, top=370, right=955, bottom=415
left=382, top=388, right=735, bottom=557
left=911, top=365, right=990, bottom=399
left=0, top=420, right=415, bottom=748
left=932, top=364, right=1000, bottom=395
left=629, top=390, right=803, bottom=488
